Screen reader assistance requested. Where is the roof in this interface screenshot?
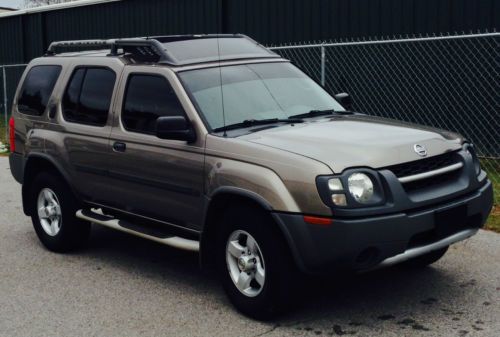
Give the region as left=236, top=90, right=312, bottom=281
left=45, top=35, right=280, bottom=66
left=0, top=0, right=122, bottom=18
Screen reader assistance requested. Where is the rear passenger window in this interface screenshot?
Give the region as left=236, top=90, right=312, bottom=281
left=122, top=74, right=186, bottom=135
left=62, top=67, right=116, bottom=126
left=18, top=65, right=61, bottom=116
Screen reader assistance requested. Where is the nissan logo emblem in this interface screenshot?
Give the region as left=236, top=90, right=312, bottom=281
left=414, top=144, right=427, bottom=157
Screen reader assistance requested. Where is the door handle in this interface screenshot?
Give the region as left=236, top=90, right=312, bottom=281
left=113, top=142, right=126, bottom=152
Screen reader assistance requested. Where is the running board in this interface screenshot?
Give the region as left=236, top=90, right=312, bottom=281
left=76, top=209, right=199, bottom=252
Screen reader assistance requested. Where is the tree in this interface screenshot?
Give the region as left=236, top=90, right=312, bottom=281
left=23, top=0, right=77, bottom=8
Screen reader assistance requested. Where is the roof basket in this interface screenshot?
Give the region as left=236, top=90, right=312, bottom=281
left=45, top=38, right=176, bottom=63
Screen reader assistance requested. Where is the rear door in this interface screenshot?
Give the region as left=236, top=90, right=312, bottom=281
left=53, top=60, right=121, bottom=202
left=107, top=66, right=205, bottom=231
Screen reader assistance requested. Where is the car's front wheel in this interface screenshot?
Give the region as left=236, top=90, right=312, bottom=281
left=29, top=172, right=90, bottom=252
left=217, top=205, right=299, bottom=320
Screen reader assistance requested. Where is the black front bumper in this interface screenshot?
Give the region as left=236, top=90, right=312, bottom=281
left=273, top=180, right=493, bottom=274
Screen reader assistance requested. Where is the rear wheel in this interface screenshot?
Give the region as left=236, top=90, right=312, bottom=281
left=217, top=205, right=299, bottom=320
left=29, top=172, right=90, bottom=252
left=402, top=246, right=449, bottom=268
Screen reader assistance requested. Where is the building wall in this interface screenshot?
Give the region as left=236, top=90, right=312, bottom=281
left=0, top=0, right=498, bottom=64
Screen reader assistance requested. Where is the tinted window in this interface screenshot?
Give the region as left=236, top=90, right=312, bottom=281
left=163, top=37, right=277, bottom=64
left=62, top=67, right=115, bottom=126
left=18, top=65, right=61, bottom=116
left=122, top=75, right=185, bottom=135
left=179, top=63, right=344, bottom=130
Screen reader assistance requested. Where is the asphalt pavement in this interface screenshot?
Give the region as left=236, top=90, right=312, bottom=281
left=0, top=157, right=498, bottom=337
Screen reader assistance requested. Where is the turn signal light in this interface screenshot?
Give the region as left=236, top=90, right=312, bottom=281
left=303, top=215, right=332, bottom=226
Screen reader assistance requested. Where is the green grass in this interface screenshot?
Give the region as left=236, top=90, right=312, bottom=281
left=483, top=160, right=500, bottom=233
left=0, top=118, right=8, bottom=156
left=0, top=117, right=6, bottom=144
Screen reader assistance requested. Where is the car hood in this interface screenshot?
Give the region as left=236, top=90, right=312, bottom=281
left=240, top=115, right=463, bottom=173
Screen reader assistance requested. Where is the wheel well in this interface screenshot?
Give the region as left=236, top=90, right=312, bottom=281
left=22, top=157, right=71, bottom=216
left=200, top=193, right=282, bottom=271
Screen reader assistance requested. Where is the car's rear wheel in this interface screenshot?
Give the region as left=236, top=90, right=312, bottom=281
left=217, top=205, right=299, bottom=320
left=402, top=246, right=449, bottom=268
left=30, top=172, right=90, bottom=252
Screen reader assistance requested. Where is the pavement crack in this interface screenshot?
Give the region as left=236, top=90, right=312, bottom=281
left=252, top=324, right=280, bottom=337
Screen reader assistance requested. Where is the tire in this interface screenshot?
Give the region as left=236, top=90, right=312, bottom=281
left=402, top=246, right=449, bottom=268
left=29, top=171, right=90, bottom=252
left=217, top=205, right=299, bottom=320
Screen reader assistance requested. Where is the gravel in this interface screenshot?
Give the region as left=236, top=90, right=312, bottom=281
left=0, top=157, right=498, bottom=337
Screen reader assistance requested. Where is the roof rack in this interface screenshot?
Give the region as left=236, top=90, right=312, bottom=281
left=46, top=37, right=177, bottom=63
left=45, top=35, right=278, bottom=65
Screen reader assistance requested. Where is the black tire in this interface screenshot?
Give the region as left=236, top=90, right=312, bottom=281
left=402, top=246, right=449, bottom=268
left=29, top=171, right=90, bottom=252
left=217, top=205, right=299, bottom=320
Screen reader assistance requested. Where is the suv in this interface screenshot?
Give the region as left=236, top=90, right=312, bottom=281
left=9, top=35, right=493, bottom=319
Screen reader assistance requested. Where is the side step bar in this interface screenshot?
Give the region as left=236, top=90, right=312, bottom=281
left=76, top=209, right=199, bottom=252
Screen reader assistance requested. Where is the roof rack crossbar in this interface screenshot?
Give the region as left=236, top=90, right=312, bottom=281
left=46, top=39, right=113, bottom=54
left=45, top=38, right=176, bottom=63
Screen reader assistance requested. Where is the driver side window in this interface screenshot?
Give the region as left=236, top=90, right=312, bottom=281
left=122, top=74, right=186, bottom=135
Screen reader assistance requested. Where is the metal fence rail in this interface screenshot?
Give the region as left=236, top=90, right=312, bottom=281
left=0, top=64, right=26, bottom=143
left=270, top=32, right=499, bottom=182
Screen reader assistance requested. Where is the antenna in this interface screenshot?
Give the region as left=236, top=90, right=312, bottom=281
left=216, top=6, right=227, bottom=137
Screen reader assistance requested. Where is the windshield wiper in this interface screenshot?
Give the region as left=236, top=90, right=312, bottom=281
left=213, top=118, right=304, bottom=133
left=288, top=108, right=354, bottom=119
left=288, top=109, right=337, bottom=119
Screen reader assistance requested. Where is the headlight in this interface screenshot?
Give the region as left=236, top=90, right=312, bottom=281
left=347, top=173, right=374, bottom=203
left=466, top=145, right=481, bottom=175
left=317, top=170, right=384, bottom=208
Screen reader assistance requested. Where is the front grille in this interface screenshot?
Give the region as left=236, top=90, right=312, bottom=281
left=387, top=151, right=459, bottom=178
left=384, top=151, right=462, bottom=193
left=402, top=169, right=461, bottom=192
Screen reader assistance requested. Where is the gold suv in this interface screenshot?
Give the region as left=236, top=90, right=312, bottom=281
left=8, top=35, right=493, bottom=319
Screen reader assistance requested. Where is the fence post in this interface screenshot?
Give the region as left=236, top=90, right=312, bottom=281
left=2, top=66, right=7, bottom=143
left=320, top=45, right=326, bottom=86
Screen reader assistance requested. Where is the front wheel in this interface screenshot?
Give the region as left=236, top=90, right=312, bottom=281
left=217, top=206, right=299, bottom=320
left=30, top=172, right=90, bottom=252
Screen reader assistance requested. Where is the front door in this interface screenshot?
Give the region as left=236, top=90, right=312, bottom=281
left=107, top=66, right=205, bottom=231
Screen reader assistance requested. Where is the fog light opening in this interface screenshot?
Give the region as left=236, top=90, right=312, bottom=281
left=355, top=247, right=380, bottom=268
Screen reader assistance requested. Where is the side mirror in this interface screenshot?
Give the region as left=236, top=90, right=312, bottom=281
left=334, top=92, right=353, bottom=111
left=155, top=116, right=196, bottom=143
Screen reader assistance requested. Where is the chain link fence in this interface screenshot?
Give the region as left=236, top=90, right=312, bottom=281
left=270, top=32, right=499, bottom=185
left=0, top=64, right=26, bottom=145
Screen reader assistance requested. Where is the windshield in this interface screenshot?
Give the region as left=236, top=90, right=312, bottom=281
left=178, top=62, right=345, bottom=130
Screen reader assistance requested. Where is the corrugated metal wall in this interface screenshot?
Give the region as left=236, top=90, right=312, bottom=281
left=1, top=0, right=498, bottom=65
left=0, top=0, right=220, bottom=64
left=225, top=0, right=499, bottom=45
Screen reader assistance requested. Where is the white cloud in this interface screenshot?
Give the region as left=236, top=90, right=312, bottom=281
left=0, top=0, right=23, bottom=9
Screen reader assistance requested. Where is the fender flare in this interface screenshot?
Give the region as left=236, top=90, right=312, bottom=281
left=22, top=153, right=79, bottom=215
left=200, top=186, right=278, bottom=271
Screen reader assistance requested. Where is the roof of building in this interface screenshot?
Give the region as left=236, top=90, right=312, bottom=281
left=0, top=0, right=122, bottom=18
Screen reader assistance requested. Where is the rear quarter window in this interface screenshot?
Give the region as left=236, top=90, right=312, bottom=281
left=17, top=65, right=62, bottom=116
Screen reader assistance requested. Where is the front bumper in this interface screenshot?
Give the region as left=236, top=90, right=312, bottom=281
left=273, top=180, right=493, bottom=274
